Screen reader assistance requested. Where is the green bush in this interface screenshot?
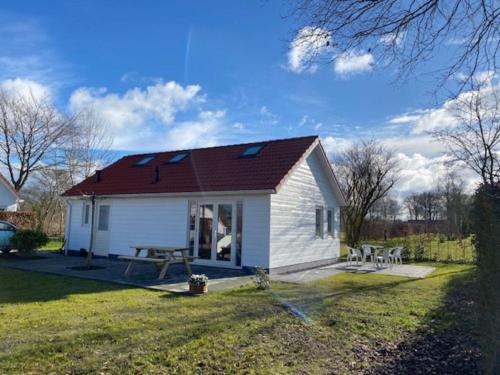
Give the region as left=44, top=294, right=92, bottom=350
left=10, top=229, right=49, bottom=253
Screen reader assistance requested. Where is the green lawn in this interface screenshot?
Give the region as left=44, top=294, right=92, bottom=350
left=38, top=239, right=63, bottom=252
left=0, top=263, right=480, bottom=374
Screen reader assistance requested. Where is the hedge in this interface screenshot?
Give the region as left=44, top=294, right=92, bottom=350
left=471, top=184, right=500, bottom=374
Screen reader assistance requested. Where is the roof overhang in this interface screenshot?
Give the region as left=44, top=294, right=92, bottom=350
left=63, top=189, right=277, bottom=200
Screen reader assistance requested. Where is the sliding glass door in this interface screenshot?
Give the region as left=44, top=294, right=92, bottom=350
left=194, top=201, right=236, bottom=266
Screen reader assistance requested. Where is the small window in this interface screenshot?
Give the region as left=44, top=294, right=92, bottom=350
left=167, top=152, right=189, bottom=164
left=134, top=155, right=155, bottom=166
left=327, top=209, right=335, bottom=237
left=315, top=206, right=324, bottom=238
left=240, top=144, right=265, bottom=158
left=98, top=205, right=110, bottom=231
left=82, top=203, right=90, bottom=225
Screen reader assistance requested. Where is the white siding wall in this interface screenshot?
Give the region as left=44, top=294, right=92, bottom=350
left=65, top=194, right=271, bottom=267
left=269, top=148, right=341, bottom=269
left=108, top=197, right=188, bottom=256
left=241, top=195, right=270, bottom=268
left=66, top=200, right=91, bottom=251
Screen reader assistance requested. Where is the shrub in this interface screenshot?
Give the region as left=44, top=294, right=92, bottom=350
left=188, top=274, right=208, bottom=286
left=471, top=184, right=500, bottom=374
left=254, top=267, right=270, bottom=290
left=10, top=229, right=49, bottom=253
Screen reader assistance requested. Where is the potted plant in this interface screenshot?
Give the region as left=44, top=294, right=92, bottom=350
left=188, top=274, right=208, bottom=294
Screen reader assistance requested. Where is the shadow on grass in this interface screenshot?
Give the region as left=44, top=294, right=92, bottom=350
left=0, top=268, right=133, bottom=304
left=369, top=267, right=481, bottom=374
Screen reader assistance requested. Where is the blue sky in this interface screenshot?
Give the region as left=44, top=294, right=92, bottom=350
left=0, top=0, right=483, bottom=196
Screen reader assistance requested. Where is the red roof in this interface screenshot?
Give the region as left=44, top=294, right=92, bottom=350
left=63, top=136, right=319, bottom=197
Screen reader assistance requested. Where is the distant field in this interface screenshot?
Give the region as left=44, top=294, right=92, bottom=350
left=341, top=234, right=475, bottom=263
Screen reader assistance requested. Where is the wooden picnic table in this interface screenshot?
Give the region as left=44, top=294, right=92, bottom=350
left=118, top=245, right=196, bottom=280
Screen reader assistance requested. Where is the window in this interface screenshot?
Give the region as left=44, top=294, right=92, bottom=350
left=0, top=223, right=14, bottom=231
left=167, top=152, right=189, bottom=164
left=187, top=201, right=197, bottom=256
left=82, top=203, right=90, bottom=226
left=315, top=206, right=324, bottom=238
left=97, top=205, right=110, bottom=231
left=236, top=201, right=243, bottom=267
left=327, top=209, right=335, bottom=237
left=134, top=155, right=155, bottom=166
left=239, top=144, right=265, bottom=158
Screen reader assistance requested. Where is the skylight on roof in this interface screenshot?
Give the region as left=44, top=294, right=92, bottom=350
left=167, top=152, right=189, bottom=164
left=240, top=144, right=265, bottom=158
left=134, top=155, right=155, bottom=166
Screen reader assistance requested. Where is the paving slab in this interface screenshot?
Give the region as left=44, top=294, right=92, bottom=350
left=271, top=262, right=435, bottom=284
left=0, top=252, right=254, bottom=292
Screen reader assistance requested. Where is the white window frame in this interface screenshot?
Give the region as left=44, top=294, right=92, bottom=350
left=82, top=203, right=90, bottom=226
left=315, top=206, right=324, bottom=239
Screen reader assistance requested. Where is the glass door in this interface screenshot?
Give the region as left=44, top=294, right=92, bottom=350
left=195, top=202, right=235, bottom=266
left=197, top=204, right=213, bottom=260
left=215, top=204, right=232, bottom=262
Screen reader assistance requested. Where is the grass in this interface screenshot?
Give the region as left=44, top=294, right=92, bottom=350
left=38, top=239, right=63, bottom=252
left=0, top=263, right=480, bottom=374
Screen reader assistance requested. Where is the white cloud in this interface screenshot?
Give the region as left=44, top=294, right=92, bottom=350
left=0, top=78, right=52, bottom=101
left=388, top=114, right=422, bottom=124
left=386, top=80, right=499, bottom=135
left=165, top=110, right=225, bottom=150
left=380, top=32, right=405, bottom=46
left=68, top=81, right=229, bottom=151
left=393, top=153, right=479, bottom=198
left=334, top=50, right=374, bottom=76
left=287, top=27, right=330, bottom=73
left=321, top=136, right=353, bottom=155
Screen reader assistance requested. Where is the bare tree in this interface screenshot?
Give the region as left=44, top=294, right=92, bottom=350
left=404, top=194, right=422, bottom=220
left=22, top=168, right=72, bottom=235
left=433, top=81, right=500, bottom=185
left=437, top=170, right=472, bottom=238
left=288, top=0, right=499, bottom=93
left=369, top=196, right=401, bottom=221
left=0, top=89, right=75, bottom=191
left=63, top=109, right=114, bottom=186
left=336, top=140, right=399, bottom=246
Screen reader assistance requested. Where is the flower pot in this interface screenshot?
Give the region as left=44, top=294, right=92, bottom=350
left=189, top=283, right=208, bottom=294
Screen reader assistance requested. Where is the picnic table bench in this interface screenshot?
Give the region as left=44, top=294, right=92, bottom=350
left=118, top=245, right=196, bottom=279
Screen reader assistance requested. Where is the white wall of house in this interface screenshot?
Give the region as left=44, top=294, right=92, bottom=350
left=64, top=194, right=271, bottom=268
left=269, top=147, right=341, bottom=269
left=66, top=200, right=91, bottom=251
left=0, top=181, right=18, bottom=211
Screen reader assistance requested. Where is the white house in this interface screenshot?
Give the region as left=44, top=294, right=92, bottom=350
left=0, top=173, right=20, bottom=211
left=62, top=136, right=345, bottom=273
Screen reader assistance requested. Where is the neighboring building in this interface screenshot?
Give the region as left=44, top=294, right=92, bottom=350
left=0, top=173, right=20, bottom=211
left=62, top=136, right=345, bottom=273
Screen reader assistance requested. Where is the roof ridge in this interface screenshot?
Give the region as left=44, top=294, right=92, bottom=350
left=125, top=135, right=319, bottom=158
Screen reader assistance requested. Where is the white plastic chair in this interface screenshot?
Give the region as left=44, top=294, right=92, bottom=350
left=389, top=247, right=403, bottom=265
left=376, top=248, right=392, bottom=269
left=347, top=247, right=361, bottom=266
left=361, top=244, right=374, bottom=263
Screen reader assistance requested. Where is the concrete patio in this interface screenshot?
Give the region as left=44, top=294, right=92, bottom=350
left=271, top=261, right=435, bottom=284
left=0, top=252, right=254, bottom=292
